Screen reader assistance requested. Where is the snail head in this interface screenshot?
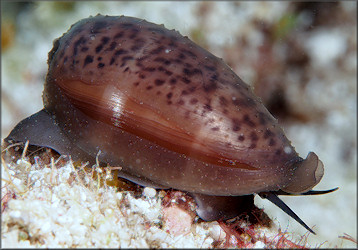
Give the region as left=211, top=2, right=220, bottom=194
left=260, top=152, right=338, bottom=234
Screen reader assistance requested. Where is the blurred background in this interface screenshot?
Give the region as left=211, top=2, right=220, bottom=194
left=1, top=1, right=356, bottom=248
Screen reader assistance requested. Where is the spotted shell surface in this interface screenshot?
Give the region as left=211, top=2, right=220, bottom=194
left=43, top=14, right=301, bottom=195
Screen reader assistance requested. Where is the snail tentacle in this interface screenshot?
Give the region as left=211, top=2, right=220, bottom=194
left=272, top=187, right=339, bottom=196
left=259, top=192, right=316, bottom=235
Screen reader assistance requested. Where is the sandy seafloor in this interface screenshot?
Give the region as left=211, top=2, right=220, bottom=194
left=1, top=1, right=357, bottom=248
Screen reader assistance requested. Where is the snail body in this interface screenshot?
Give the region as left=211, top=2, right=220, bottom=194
left=6, top=15, right=337, bottom=233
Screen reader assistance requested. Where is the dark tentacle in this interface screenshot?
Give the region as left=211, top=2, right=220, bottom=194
left=272, top=187, right=339, bottom=196
left=259, top=192, right=316, bottom=235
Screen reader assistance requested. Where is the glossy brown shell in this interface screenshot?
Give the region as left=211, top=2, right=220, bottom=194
left=43, top=14, right=302, bottom=195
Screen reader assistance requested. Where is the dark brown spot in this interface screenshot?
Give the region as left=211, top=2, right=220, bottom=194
left=133, top=81, right=140, bottom=86
left=219, top=96, right=228, bottom=106
left=243, top=114, right=255, bottom=127
left=204, top=65, right=216, bottom=71
left=177, top=99, right=185, bottom=105
left=183, top=68, right=191, bottom=75
left=181, top=77, right=191, bottom=84
left=211, top=127, right=220, bottom=131
left=154, top=57, right=171, bottom=65
left=157, top=66, right=173, bottom=76
left=258, top=112, right=268, bottom=125
left=131, top=45, right=141, bottom=51
left=97, top=62, right=105, bottom=68
left=156, top=91, right=161, bottom=95
left=168, top=39, right=177, bottom=47
left=173, top=58, right=183, bottom=64
left=101, top=36, right=110, bottom=44
left=73, top=36, right=87, bottom=56
left=83, top=55, right=94, bottom=67
left=250, top=132, right=258, bottom=141
left=269, top=138, right=276, bottom=146
left=154, top=57, right=165, bottom=63
left=165, top=70, right=173, bottom=76
left=120, top=56, right=134, bottom=67
left=203, top=82, right=217, bottom=92
left=190, top=98, right=198, bottom=105
left=178, top=53, right=186, bottom=59
left=143, top=67, right=156, bottom=72
left=211, top=73, right=218, bottom=81
left=70, top=60, right=75, bottom=70
left=188, top=86, right=196, bottom=93
left=91, top=20, right=108, bottom=34
left=183, top=67, right=202, bottom=77
left=184, top=62, right=192, bottom=68
left=264, top=129, right=274, bottom=139
left=114, top=31, right=124, bottom=39
left=155, top=79, right=165, bottom=86
left=95, top=44, right=104, bottom=53
left=275, top=149, right=282, bottom=155
left=81, top=47, right=89, bottom=52
left=238, top=135, right=245, bottom=141
left=147, top=27, right=166, bottom=35
left=249, top=143, right=256, bottom=149
left=129, top=28, right=139, bottom=39
left=204, top=104, right=212, bottom=111
left=106, top=41, right=117, bottom=51
left=164, top=60, right=172, bottom=66
left=183, top=49, right=196, bottom=59
left=232, top=118, right=241, bottom=132
left=166, top=92, right=173, bottom=99
left=120, top=22, right=134, bottom=29
left=52, top=39, right=62, bottom=60
left=139, top=74, right=146, bottom=79
left=136, top=61, right=143, bottom=68
left=97, top=56, right=102, bottom=61
left=146, top=86, right=153, bottom=90
left=69, top=59, right=76, bottom=69
left=151, top=46, right=165, bottom=54
left=114, top=49, right=127, bottom=56
left=181, top=90, right=189, bottom=95
left=136, top=55, right=149, bottom=63
left=169, top=78, right=177, bottom=85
